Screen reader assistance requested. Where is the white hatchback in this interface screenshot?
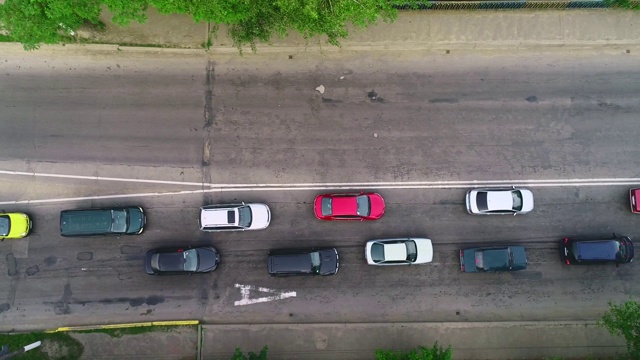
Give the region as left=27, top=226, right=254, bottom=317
left=466, top=188, right=534, bottom=215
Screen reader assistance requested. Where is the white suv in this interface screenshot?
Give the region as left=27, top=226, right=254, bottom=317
left=199, top=203, right=271, bottom=231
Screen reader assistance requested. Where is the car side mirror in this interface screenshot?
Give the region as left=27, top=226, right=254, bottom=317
left=513, top=213, right=517, bottom=216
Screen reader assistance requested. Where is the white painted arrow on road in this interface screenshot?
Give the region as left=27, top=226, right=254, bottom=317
left=234, top=284, right=296, bottom=306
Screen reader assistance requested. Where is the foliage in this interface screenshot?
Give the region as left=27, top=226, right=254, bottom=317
left=599, top=300, right=640, bottom=359
left=0, top=331, right=84, bottom=360
left=103, top=0, right=149, bottom=26
left=604, top=0, right=640, bottom=9
left=375, top=342, right=453, bottom=360
left=0, top=0, right=421, bottom=52
left=0, top=0, right=101, bottom=50
left=230, top=345, right=269, bottom=360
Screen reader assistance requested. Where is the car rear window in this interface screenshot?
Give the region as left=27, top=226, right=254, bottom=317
left=321, top=198, right=332, bottom=216
left=476, top=192, right=488, bottom=211
left=371, top=243, right=385, bottom=263
left=0, top=215, right=9, bottom=236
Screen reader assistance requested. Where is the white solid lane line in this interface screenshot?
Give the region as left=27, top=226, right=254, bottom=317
left=0, top=168, right=639, bottom=205
left=1, top=169, right=640, bottom=188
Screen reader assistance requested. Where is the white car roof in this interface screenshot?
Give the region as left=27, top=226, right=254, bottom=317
left=200, top=207, right=237, bottom=227
left=485, top=191, right=514, bottom=210
left=383, top=243, right=408, bottom=261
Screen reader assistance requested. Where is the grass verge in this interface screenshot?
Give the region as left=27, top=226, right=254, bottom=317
left=0, top=332, right=83, bottom=360
left=0, top=325, right=196, bottom=360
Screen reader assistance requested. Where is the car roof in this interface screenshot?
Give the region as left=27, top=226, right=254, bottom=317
left=331, top=197, right=358, bottom=216
left=201, top=207, right=237, bottom=226
left=485, top=191, right=513, bottom=210
left=575, top=240, right=620, bottom=260
left=383, top=243, right=407, bottom=261
left=156, top=252, right=185, bottom=272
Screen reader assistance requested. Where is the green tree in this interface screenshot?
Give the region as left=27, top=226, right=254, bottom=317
left=599, top=300, right=640, bottom=359
left=604, top=0, right=640, bottom=9
left=0, top=0, right=102, bottom=50
left=229, top=345, right=268, bottom=360
left=0, top=0, right=149, bottom=50
left=0, top=0, right=421, bottom=52
left=375, top=342, right=453, bottom=360
left=150, top=0, right=419, bottom=53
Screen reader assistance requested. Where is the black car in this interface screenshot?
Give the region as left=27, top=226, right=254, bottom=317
left=561, top=235, right=634, bottom=265
left=460, top=246, right=527, bottom=272
left=268, top=248, right=339, bottom=277
left=145, top=246, right=220, bottom=275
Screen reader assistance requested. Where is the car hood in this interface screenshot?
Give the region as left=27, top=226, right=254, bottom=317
left=519, top=190, right=534, bottom=213
left=318, top=249, right=339, bottom=275
left=414, top=238, right=434, bottom=264
left=7, top=213, right=30, bottom=238
left=127, top=207, right=145, bottom=234
left=248, top=204, right=271, bottom=230
left=368, top=194, right=386, bottom=219
left=197, top=247, right=220, bottom=272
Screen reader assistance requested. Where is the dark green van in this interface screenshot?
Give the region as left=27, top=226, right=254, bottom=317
left=60, top=207, right=146, bottom=237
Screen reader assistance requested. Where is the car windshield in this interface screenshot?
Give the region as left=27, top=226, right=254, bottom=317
left=405, top=241, right=417, bottom=262
left=476, top=192, right=489, bottom=211
left=356, top=195, right=371, bottom=216
left=238, top=206, right=252, bottom=228
left=310, top=251, right=321, bottom=274
left=0, top=215, right=9, bottom=236
left=618, top=240, right=628, bottom=259
left=110, top=210, right=128, bottom=233
left=512, top=191, right=523, bottom=211
left=183, top=249, right=198, bottom=272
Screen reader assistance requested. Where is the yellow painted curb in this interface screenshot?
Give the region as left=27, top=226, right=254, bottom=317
left=45, top=320, right=199, bottom=333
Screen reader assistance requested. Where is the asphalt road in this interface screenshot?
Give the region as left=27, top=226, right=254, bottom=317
left=0, top=48, right=638, bottom=331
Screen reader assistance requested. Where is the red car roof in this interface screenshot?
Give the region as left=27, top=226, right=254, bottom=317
left=331, top=197, right=358, bottom=216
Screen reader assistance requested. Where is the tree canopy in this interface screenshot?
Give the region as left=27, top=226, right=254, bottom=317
left=0, top=0, right=419, bottom=51
left=600, top=300, right=640, bottom=359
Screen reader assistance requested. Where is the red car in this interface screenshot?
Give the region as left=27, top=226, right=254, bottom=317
left=314, top=192, right=385, bottom=221
left=631, top=188, right=640, bottom=214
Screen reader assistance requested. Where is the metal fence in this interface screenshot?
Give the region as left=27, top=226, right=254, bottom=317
left=395, top=0, right=640, bottom=9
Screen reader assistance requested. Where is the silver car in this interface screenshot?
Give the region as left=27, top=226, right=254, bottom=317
left=465, top=187, right=534, bottom=215
left=199, top=203, right=271, bottom=231
left=365, top=238, right=433, bottom=265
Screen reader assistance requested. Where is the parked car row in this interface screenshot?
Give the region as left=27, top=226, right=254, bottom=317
left=0, top=187, right=636, bottom=276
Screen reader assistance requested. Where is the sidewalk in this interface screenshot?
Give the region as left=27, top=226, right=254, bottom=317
left=79, top=8, right=640, bottom=51
left=200, top=321, right=626, bottom=360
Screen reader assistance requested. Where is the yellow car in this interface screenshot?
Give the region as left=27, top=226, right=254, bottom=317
left=0, top=212, right=32, bottom=240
